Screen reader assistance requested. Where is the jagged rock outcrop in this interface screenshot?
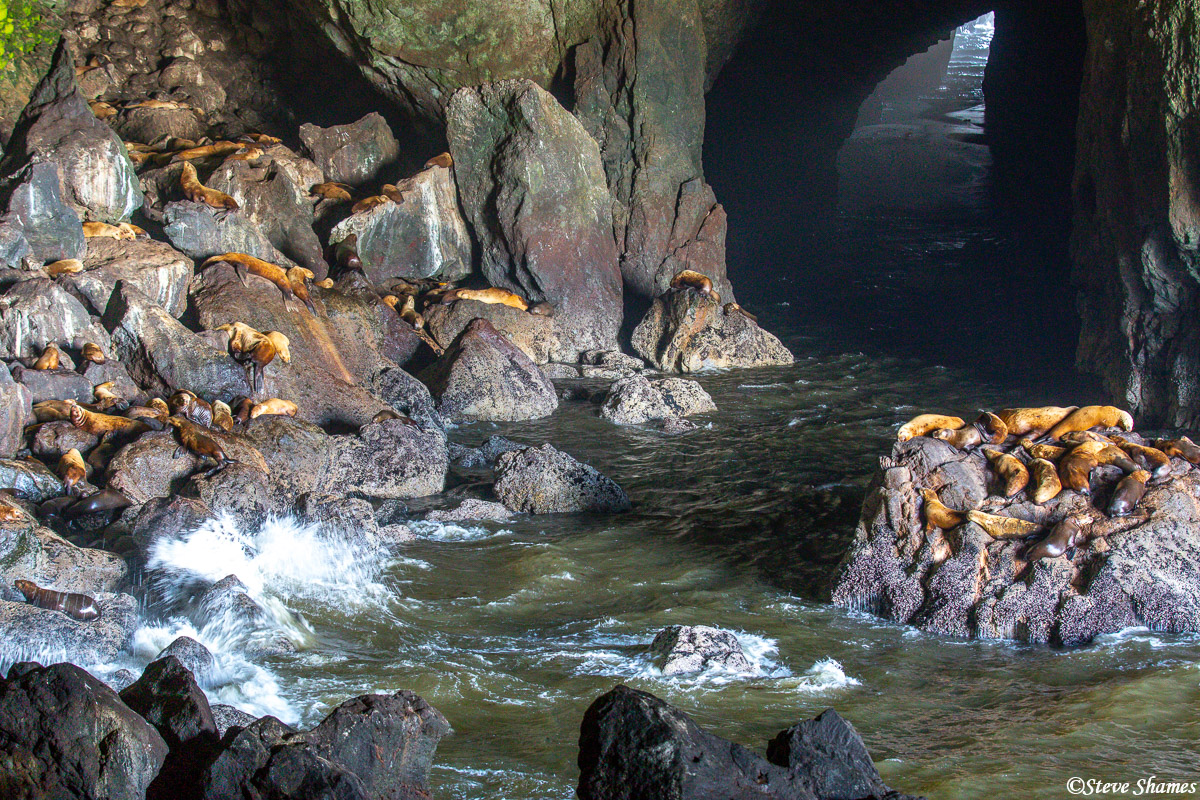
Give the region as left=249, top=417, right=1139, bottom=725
left=832, top=435, right=1200, bottom=645
left=632, top=290, right=792, bottom=372
left=0, top=277, right=111, bottom=360
left=447, top=80, right=623, bottom=361
left=0, top=162, right=85, bottom=263
left=62, top=237, right=193, bottom=318
left=298, top=113, right=400, bottom=188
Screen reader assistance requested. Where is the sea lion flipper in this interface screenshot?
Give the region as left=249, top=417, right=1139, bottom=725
left=174, top=445, right=186, bottom=459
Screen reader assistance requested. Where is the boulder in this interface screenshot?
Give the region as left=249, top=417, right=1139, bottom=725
left=30, top=420, right=99, bottom=460
left=120, top=656, right=221, bottom=800
left=0, top=38, right=142, bottom=223
left=113, top=106, right=208, bottom=146
left=600, top=374, right=677, bottom=425
left=196, top=575, right=268, bottom=631
left=0, top=458, right=63, bottom=502
left=0, top=592, right=139, bottom=666
left=493, top=444, right=630, bottom=514
left=10, top=364, right=93, bottom=404
left=296, top=493, right=379, bottom=547
left=298, top=113, right=400, bottom=187
left=162, top=200, right=297, bottom=268
left=129, top=496, right=212, bottom=556
left=368, top=366, right=444, bottom=432
left=423, top=297, right=554, bottom=365
left=0, top=515, right=39, bottom=577
left=153, top=637, right=217, bottom=684
left=0, top=367, right=33, bottom=458
left=632, top=291, right=793, bottom=372
left=832, top=434, right=1200, bottom=645
left=447, top=80, right=623, bottom=361
left=327, top=419, right=447, bottom=500
left=62, top=236, right=194, bottom=318
left=425, top=499, right=513, bottom=523
left=0, top=662, right=167, bottom=800
left=29, top=527, right=128, bottom=594
left=211, top=704, right=257, bottom=738
left=418, top=318, right=558, bottom=422
left=0, top=277, right=111, bottom=360
left=329, top=161, right=471, bottom=283
left=649, top=625, right=752, bottom=676
left=243, top=417, right=335, bottom=503
left=184, top=463, right=273, bottom=524
left=0, top=161, right=85, bottom=263
left=0, top=215, right=32, bottom=269
left=103, top=282, right=254, bottom=404
left=577, top=685, right=917, bottom=800
left=80, top=359, right=146, bottom=406
left=107, top=431, right=201, bottom=506
left=447, top=435, right=525, bottom=470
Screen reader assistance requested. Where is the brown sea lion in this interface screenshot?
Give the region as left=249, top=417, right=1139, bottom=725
left=13, top=580, right=101, bottom=622
left=203, top=253, right=299, bottom=311
left=975, top=412, right=1008, bottom=445
left=311, top=182, right=354, bottom=202
left=372, top=409, right=418, bottom=426
left=932, top=426, right=982, bottom=450
left=249, top=398, right=298, bottom=419
left=897, top=414, right=965, bottom=442
left=380, top=183, right=404, bottom=204
left=966, top=510, right=1042, bottom=539
left=1027, top=458, right=1063, bottom=504
left=1045, top=405, right=1134, bottom=441
left=170, top=141, right=242, bottom=163
left=181, top=161, right=239, bottom=211
left=167, top=391, right=214, bottom=429
left=57, top=449, right=89, bottom=496
left=919, top=488, right=965, bottom=531
left=1107, top=469, right=1150, bottom=517
left=334, top=235, right=362, bottom=273
left=1021, top=440, right=1068, bottom=462
left=67, top=488, right=133, bottom=518
left=212, top=401, right=235, bottom=432
left=1155, top=436, right=1200, bottom=465
left=44, top=259, right=84, bottom=276
left=125, top=404, right=169, bottom=426
left=996, top=406, right=1078, bottom=438
left=723, top=302, right=758, bottom=323
left=91, top=382, right=127, bottom=412
left=984, top=448, right=1030, bottom=497
left=528, top=302, right=555, bottom=318
left=425, top=152, right=453, bottom=169
left=233, top=398, right=254, bottom=424
left=1058, top=449, right=1100, bottom=495
left=33, top=400, right=76, bottom=422
left=166, top=416, right=234, bottom=476
left=34, top=343, right=59, bottom=371
left=81, top=342, right=106, bottom=364
left=1069, top=439, right=1139, bottom=473
left=1023, top=517, right=1085, bottom=562
left=669, top=269, right=719, bottom=303
left=67, top=400, right=149, bottom=438
left=286, top=267, right=318, bottom=314
left=1110, top=437, right=1172, bottom=479
left=440, top=287, right=529, bottom=311
left=351, top=195, right=390, bottom=214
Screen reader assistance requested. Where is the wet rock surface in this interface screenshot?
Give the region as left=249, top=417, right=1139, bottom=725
left=649, top=625, right=752, bottom=675
left=633, top=290, right=793, bottom=372
left=494, top=443, right=630, bottom=514
left=601, top=374, right=716, bottom=425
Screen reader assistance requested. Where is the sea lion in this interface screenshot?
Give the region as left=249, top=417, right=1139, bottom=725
left=996, top=406, right=1078, bottom=438
left=286, top=267, right=318, bottom=314
left=84, top=440, right=119, bottom=475
left=89, top=100, right=118, bottom=120
left=203, top=253, right=299, bottom=311
left=380, top=183, right=404, bottom=204
left=242, top=133, right=282, bottom=145
left=13, top=580, right=101, bottom=622
left=371, top=409, right=417, bottom=425
left=81, top=342, right=106, bottom=364
left=66, top=488, right=133, bottom=518
left=1110, top=437, right=1172, bottom=478
left=897, top=414, right=965, bottom=442
left=975, top=412, right=1008, bottom=445
left=1058, top=449, right=1100, bottom=495
left=125, top=404, right=169, bottom=426
left=439, top=287, right=529, bottom=311
left=168, top=391, right=214, bottom=428
left=351, top=195, right=390, bottom=214
left=425, top=152, right=453, bottom=169
left=92, top=382, right=127, bottom=412
left=1021, top=441, right=1068, bottom=462
left=1045, top=405, right=1134, bottom=441
left=249, top=398, right=298, bottom=419
left=0, top=501, right=25, bottom=522
left=166, top=416, right=234, bottom=476
left=170, top=141, right=242, bottom=163
left=44, top=259, right=84, bottom=276
left=33, top=400, right=75, bottom=422
left=315, top=278, right=334, bottom=289
left=124, top=99, right=194, bottom=110
left=180, top=161, right=239, bottom=211
left=669, top=269, right=719, bottom=303
left=1107, top=469, right=1150, bottom=517
left=1155, top=436, right=1200, bottom=465
left=1027, top=458, right=1063, bottom=504
left=212, top=401, right=235, bottom=432
left=528, top=302, right=555, bottom=318
left=723, top=302, right=758, bottom=323
left=57, top=449, right=89, bottom=496
left=224, top=146, right=264, bottom=164
left=311, top=182, right=353, bottom=202
left=1058, top=430, right=1112, bottom=445
left=397, top=295, right=426, bottom=331
left=82, top=221, right=143, bottom=240
left=1069, top=439, right=1139, bottom=473
left=382, top=295, right=401, bottom=309
left=967, top=510, right=1042, bottom=539
left=1023, top=517, right=1084, bottom=562
left=233, top=398, right=254, bottom=424
left=984, top=448, right=1029, bottom=497
left=67, top=400, right=149, bottom=438
left=919, top=488, right=965, bottom=531
left=932, top=426, right=982, bottom=450
left=34, top=343, right=59, bottom=371
left=334, top=235, right=362, bottom=273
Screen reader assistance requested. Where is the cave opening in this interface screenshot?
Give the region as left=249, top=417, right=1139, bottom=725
left=705, top=0, right=1090, bottom=394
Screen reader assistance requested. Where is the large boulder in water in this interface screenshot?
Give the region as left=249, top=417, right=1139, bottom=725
left=0, top=662, right=168, bottom=800
left=447, top=80, right=623, bottom=362
left=632, top=290, right=793, bottom=372
left=327, top=418, right=447, bottom=500
left=0, top=38, right=142, bottom=223
left=832, top=434, right=1200, bottom=645
left=418, top=318, right=558, bottom=423
left=493, top=443, right=629, bottom=514
left=299, top=113, right=400, bottom=187
left=649, top=625, right=752, bottom=676
left=577, top=684, right=919, bottom=800
left=601, top=374, right=716, bottom=425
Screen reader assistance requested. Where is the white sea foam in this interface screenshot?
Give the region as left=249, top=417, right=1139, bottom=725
left=408, top=520, right=513, bottom=542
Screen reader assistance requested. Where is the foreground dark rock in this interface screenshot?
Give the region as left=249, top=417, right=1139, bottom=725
left=577, top=684, right=918, bottom=800
left=494, top=443, right=630, bottom=514
left=0, top=662, right=168, bottom=799
left=832, top=435, right=1200, bottom=645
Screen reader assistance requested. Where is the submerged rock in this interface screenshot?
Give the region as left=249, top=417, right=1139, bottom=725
left=632, top=291, right=793, bottom=372
left=649, top=625, right=752, bottom=675
left=0, top=662, right=168, bottom=800
left=601, top=374, right=716, bottom=425
left=494, top=444, right=630, bottom=514
left=425, top=499, right=513, bottom=523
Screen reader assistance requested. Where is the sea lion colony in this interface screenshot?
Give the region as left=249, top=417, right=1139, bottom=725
left=900, top=405, right=1197, bottom=566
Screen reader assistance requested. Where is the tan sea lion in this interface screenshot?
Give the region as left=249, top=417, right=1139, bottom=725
left=168, top=391, right=214, bottom=428
left=286, top=267, right=318, bottom=314
left=67, top=400, right=149, bottom=437
left=1155, top=436, right=1200, bottom=465
left=975, top=412, right=1008, bottom=445
left=204, top=253, right=299, bottom=310
left=92, top=382, right=126, bottom=412
left=1045, top=405, right=1134, bottom=441
left=1110, top=437, right=1171, bottom=479
left=996, top=406, right=1078, bottom=437
left=57, top=449, right=89, bottom=496
left=89, top=101, right=118, bottom=120
left=919, top=488, right=965, bottom=531
left=242, top=133, right=282, bottom=145
left=315, top=278, right=334, bottom=289
left=1027, top=458, right=1063, bottom=504
left=311, top=182, right=354, bottom=202
left=723, top=302, right=758, bottom=323
left=382, top=295, right=400, bottom=309
left=33, top=400, right=75, bottom=422
left=1069, top=439, right=1138, bottom=473
left=0, top=501, right=25, bottom=522
left=1107, top=469, right=1150, bottom=517
left=425, top=152, right=453, bottom=169
left=212, top=401, right=235, bottom=432
left=124, top=99, right=194, bottom=111
left=1058, top=448, right=1100, bottom=494
left=44, top=259, right=84, bottom=276
left=669, top=269, right=718, bottom=303
left=170, top=141, right=242, bottom=163
left=224, top=146, right=264, bottom=164
left=351, top=195, right=390, bottom=214
left=125, top=404, right=169, bottom=426
left=966, top=510, right=1042, bottom=539
left=1058, top=430, right=1112, bottom=445
left=1021, top=440, right=1068, bottom=462
left=34, top=343, right=59, bottom=371
left=528, top=302, right=555, bottom=318
left=1023, top=517, right=1084, bottom=562
left=932, top=426, right=982, bottom=450
left=181, top=162, right=239, bottom=211
left=249, top=398, right=298, bottom=419
left=81, top=342, right=106, bottom=364
left=82, top=221, right=143, bottom=240
left=440, top=287, right=529, bottom=311
left=984, top=449, right=1029, bottom=497
left=897, top=413, right=965, bottom=442
left=166, top=416, right=234, bottom=476
left=13, top=580, right=101, bottom=622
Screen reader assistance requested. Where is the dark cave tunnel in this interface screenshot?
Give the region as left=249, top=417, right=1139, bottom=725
left=704, top=0, right=1089, bottom=392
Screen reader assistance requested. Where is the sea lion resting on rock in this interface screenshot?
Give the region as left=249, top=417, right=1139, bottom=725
left=249, top=399, right=298, bottom=419
left=334, top=234, right=362, bottom=273
left=82, top=221, right=146, bottom=240
left=166, top=416, right=235, bottom=476
left=181, top=161, right=239, bottom=211
left=919, top=488, right=964, bottom=531
left=984, top=449, right=1029, bottom=497
left=204, top=253, right=313, bottom=313
left=1155, top=436, right=1200, bottom=464
left=439, top=287, right=529, bottom=311
left=1023, top=517, right=1085, bottom=562
left=996, top=406, right=1077, bottom=438
left=1107, top=470, right=1150, bottom=517
left=44, top=259, right=83, bottom=276
left=67, top=400, right=150, bottom=438
left=33, top=343, right=59, bottom=371
left=1112, top=437, right=1172, bottom=478
left=57, top=449, right=88, bottom=496
left=1027, top=458, right=1063, bottom=504
left=67, top=488, right=133, bottom=518
left=13, top=580, right=101, bottom=622
left=81, top=342, right=106, bottom=364
left=168, top=390, right=214, bottom=429
left=967, top=509, right=1042, bottom=539
left=1045, top=405, right=1134, bottom=441
left=897, top=414, right=964, bottom=442
left=932, top=426, right=981, bottom=450
left=312, top=182, right=353, bottom=202
left=670, top=269, right=719, bottom=304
